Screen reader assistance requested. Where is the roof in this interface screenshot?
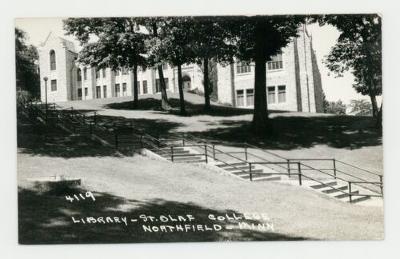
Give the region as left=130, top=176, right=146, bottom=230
left=41, top=31, right=78, bottom=53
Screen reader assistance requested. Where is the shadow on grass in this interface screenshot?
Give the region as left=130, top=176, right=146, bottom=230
left=187, top=115, right=382, bottom=150
left=18, top=185, right=308, bottom=244
left=17, top=111, right=183, bottom=158
left=105, top=98, right=289, bottom=117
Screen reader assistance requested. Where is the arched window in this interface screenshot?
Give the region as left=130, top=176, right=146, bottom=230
left=83, top=67, right=87, bottom=80
left=49, top=50, right=56, bottom=70
left=77, top=68, right=82, bottom=81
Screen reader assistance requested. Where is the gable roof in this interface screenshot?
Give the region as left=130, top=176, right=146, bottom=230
left=41, top=31, right=77, bottom=53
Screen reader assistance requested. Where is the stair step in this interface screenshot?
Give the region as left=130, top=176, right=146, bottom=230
left=161, top=147, right=185, bottom=151
left=174, top=159, right=207, bottom=163
left=252, top=176, right=282, bottom=181
left=321, top=185, right=348, bottom=194
left=241, top=172, right=273, bottom=178
left=310, top=181, right=337, bottom=189
left=335, top=190, right=359, bottom=199
left=231, top=169, right=264, bottom=175
left=349, top=195, right=371, bottom=203
left=224, top=165, right=255, bottom=171
left=168, top=156, right=204, bottom=161
left=216, top=162, right=247, bottom=168
left=161, top=150, right=191, bottom=155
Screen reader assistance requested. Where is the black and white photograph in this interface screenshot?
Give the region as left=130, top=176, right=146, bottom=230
left=13, top=13, right=385, bottom=245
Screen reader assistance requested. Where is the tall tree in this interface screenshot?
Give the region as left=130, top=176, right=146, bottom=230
left=145, top=17, right=196, bottom=115
left=191, top=17, right=237, bottom=111
left=135, top=17, right=174, bottom=110
left=15, top=28, right=40, bottom=99
left=232, top=16, right=305, bottom=133
left=63, top=18, right=147, bottom=109
left=318, top=14, right=382, bottom=124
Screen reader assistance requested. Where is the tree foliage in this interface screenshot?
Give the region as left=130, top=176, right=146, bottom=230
left=318, top=14, right=382, bottom=120
left=324, top=99, right=347, bottom=115
left=15, top=27, right=40, bottom=99
left=64, top=18, right=147, bottom=108
left=189, top=17, right=238, bottom=111
left=349, top=99, right=373, bottom=116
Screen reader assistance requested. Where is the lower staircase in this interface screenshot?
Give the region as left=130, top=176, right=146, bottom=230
left=309, top=180, right=371, bottom=203
left=215, top=162, right=281, bottom=182
left=158, top=147, right=207, bottom=163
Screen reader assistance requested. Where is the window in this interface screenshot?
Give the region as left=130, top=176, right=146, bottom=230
left=278, top=85, right=286, bottom=103
left=155, top=78, right=169, bottom=92
left=50, top=80, right=57, bottom=91
left=84, top=87, right=88, bottom=97
left=96, top=86, right=101, bottom=98
left=246, top=89, right=254, bottom=106
left=77, top=89, right=82, bottom=100
left=236, top=90, right=244, bottom=107
left=143, top=80, right=148, bottom=94
left=95, top=68, right=100, bottom=79
left=103, top=85, right=107, bottom=98
left=49, top=50, right=56, bottom=70
left=83, top=67, right=87, bottom=80
left=267, top=54, right=283, bottom=70
left=165, top=78, right=169, bottom=89
left=162, top=64, right=168, bottom=70
left=77, top=69, right=82, bottom=81
left=137, top=81, right=140, bottom=94
left=236, top=62, right=251, bottom=74
left=267, top=86, right=276, bottom=104
left=122, top=68, right=129, bottom=75
left=102, top=68, right=106, bottom=78
left=115, top=84, right=120, bottom=97
left=122, top=83, right=127, bottom=96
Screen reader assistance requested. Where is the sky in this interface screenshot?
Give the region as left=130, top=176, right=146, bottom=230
left=15, top=17, right=369, bottom=104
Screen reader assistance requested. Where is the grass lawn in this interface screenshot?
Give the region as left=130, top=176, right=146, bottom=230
left=57, top=92, right=383, bottom=174
left=17, top=93, right=383, bottom=243
left=18, top=152, right=383, bottom=244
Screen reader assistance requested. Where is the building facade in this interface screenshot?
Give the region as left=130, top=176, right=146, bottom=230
left=39, top=27, right=324, bottom=113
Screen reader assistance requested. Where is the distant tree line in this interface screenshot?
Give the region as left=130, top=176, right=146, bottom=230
left=15, top=28, right=40, bottom=100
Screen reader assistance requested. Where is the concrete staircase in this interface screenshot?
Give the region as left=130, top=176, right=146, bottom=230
left=158, top=147, right=207, bottom=163
left=215, top=162, right=281, bottom=182
left=309, top=180, right=371, bottom=203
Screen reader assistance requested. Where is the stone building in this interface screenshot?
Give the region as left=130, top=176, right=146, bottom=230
left=39, top=26, right=324, bottom=113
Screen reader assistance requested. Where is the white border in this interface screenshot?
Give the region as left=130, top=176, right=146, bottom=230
left=1, top=0, right=399, bottom=258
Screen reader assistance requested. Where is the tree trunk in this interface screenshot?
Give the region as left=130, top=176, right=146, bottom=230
left=132, top=64, right=138, bottom=109
left=177, top=64, right=186, bottom=115
left=369, top=94, right=378, bottom=118
left=157, top=65, right=171, bottom=110
left=376, top=102, right=382, bottom=130
left=252, top=21, right=269, bottom=134
left=152, top=21, right=170, bottom=110
left=203, top=57, right=211, bottom=111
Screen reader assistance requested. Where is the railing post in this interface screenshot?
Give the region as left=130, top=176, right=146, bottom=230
left=204, top=144, right=208, bottom=163
left=140, top=135, right=144, bottom=148
left=379, top=175, right=383, bottom=197
left=333, top=159, right=337, bottom=179
left=297, top=162, right=302, bottom=186
left=182, top=138, right=185, bottom=146
left=212, top=144, right=216, bottom=159
left=244, top=147, right=248, bottom=161
left=287, top=159, right=291, bottom=177
left=348, top=182, right=352, bottom=203
left=249, top=162, right=253, bottom=181
left=171, top=146, right=174, bottom=162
